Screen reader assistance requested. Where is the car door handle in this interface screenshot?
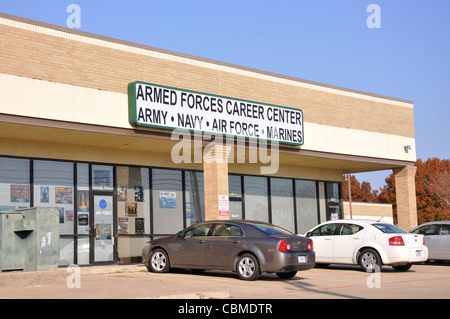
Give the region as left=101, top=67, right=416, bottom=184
left=233, top=240, right=241, bottom=244
left=324, top=238, right=332, bottom=241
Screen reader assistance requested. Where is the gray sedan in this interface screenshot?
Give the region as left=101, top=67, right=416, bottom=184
left=142, top=220, right=315, bottom=280
left=410, top=221, right=450, bottom=261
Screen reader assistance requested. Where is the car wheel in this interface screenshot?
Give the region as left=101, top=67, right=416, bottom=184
left=276, top=271, right=297, bottom=279
left=237, top=254, right=260, bottom=281
left=358, top=248, right=382, bottom=273
left=149, top=249, right=170, bottom=273
left=392, top=263, right=412, bottom=272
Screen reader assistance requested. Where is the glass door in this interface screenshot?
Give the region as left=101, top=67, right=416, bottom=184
left=93, top=194, right=115, bottom=262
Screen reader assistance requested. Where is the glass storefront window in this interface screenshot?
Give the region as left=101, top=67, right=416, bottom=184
left=295, top=180, right=318, bottom=234
left=0, top=158, right=30, bottom=211
left=116, top=166, right=150, bottom=235
left=34, top=160, right=74, bottom=235
left=152, top=169, right=183, bottom=234
left=244, top=176, right=269, bottom=222
left=116, top=166, right=150, bottom=262
left=92, top=165, right=114, bottom=191
left=185, top=171, right=204, bottom=226
left=76, top=163, right=90, bottom=265
left=270, top=178, right=295, bottom=233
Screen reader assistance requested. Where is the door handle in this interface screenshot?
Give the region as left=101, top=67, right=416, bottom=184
left=324, top=238, right=332, bottom=241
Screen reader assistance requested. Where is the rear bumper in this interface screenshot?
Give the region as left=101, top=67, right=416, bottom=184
left=382, top=246, right=428, bottom=265
left=262, top=251, right=315, bottom=273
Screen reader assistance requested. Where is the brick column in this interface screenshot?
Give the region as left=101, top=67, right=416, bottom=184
left=393, top=166, right=418, bottom=230
left=203, top=143, right=230, bottom=220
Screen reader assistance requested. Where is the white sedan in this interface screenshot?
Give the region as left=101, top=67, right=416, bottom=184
left=305, top=220, right=428, bottom=272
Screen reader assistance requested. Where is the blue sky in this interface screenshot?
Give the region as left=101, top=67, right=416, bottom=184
left=1, top=0, right=449, bottom=189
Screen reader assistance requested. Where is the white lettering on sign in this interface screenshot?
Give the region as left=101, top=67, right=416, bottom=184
left=128, top=82, right=303, bottom=145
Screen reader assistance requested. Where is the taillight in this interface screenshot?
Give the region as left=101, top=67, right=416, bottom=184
left=389, top=236, right=405, bottom=246
left=307, top=240, right=313, bottom=251
left=278, top=240, right=291, bottom=251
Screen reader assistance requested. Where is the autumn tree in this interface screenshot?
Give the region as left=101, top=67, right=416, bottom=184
left=377, top=158, right=450, bottom=224
left=342, top=174, right=379, bottom=203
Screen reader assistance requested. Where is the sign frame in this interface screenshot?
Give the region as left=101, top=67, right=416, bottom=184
left=128, top=81, right=304, bottom=146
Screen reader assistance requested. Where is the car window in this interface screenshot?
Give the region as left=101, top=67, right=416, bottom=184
left=183, top=224, right=213, bottom=238
left=310, top=223, right=338, bottom=236
left=339, top=223, right=364, bottom=235
left=250, top=223, right=293, bottom=235
left=411, top=224, right=438, bottom=235
left=372, top=223, right=406, bottom=233
left=439, top=225, right=450, bottom=235
left=211, top=224, right=243, bottom=237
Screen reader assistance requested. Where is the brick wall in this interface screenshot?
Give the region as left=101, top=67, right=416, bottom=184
left=0, top=16, right=415, bottom=139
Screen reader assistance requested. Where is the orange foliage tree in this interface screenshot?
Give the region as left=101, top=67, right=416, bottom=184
left=377, top=158, right=450, bottom=224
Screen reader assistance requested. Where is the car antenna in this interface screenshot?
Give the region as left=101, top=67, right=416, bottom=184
left=377, top=216, right=383, bottom=222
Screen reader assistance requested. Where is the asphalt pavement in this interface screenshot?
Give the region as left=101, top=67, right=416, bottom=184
left=0, top=262, right=449, bottom=300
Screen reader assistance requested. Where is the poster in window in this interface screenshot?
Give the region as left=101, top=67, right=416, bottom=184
left=126, top=202, right=137, bottom=217
left=159, top=191, right=176, bottom=208
left=117, top=185, right=127, bottom=201
left=40, top=186, right=49, bottom=203
left=10, top=185, right=30, bottom=203
left=77, top=190, right=89, bottom=212
left=55, top=187, right=73, bottom=204
left=96, top=224, right=112, bottom=240
left=134, top=186, right=144, bottom=202
left=135, top=218, right=144, bottom=234
left=119, top=217, right=128, bottom=234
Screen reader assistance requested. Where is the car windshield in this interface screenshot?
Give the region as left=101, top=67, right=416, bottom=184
left=372, top=223, right=406, bottom=233
left=250, top=223, right=293, bottom=235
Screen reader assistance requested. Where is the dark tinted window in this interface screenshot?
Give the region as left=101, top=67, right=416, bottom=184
left=411, top=224, right=438, bottom=235
left=212, top=224, right=243, bottom=237
left=373, top=223, right=406, bottom=233
left=310, top=223, right=338, bottom=236
left=339, top=223, right=364, bottom=235
left=250, top=223, right=293, bottom=235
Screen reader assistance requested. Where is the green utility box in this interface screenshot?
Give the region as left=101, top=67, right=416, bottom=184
left=0, top=207, right=60, bottom=272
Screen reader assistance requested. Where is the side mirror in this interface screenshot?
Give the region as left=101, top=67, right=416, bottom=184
left=306, top=232, right=312, bottom=237
left=177, top=231, right=184, bottom=238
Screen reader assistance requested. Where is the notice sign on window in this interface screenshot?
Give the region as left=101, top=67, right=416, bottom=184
left=218, top=195, right=229, bottom=217
left=128, top=81, right=304, bottom=145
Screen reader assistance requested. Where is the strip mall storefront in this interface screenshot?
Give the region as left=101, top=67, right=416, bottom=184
left=0, top=13, right=418, bottom=266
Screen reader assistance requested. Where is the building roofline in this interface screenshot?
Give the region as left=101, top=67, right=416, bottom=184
left=0, top=12, right=413, bottom=105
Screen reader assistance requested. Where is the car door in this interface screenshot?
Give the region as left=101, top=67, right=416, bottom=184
left=333, top=223, right=365, bottom=263
left=169, top=223, right=213, bottom=267
left=307, top=223, right=338, bottom=263
left=205, top=223, right=244, bottom=269
left=434, top=224, right=450, bottom=260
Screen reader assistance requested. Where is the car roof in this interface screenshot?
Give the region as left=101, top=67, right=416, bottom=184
left=413, top=220, right=450, bottom=227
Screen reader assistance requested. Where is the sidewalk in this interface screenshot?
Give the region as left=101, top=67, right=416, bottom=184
left=0, top=263, right=146, bottom=289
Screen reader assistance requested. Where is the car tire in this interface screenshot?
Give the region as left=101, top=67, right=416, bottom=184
left=237, top=254, right=261, bottom=281
left=358, top=248, right=382, bottom=273
left=276, top=271, right=297, bottom=279
left=392, top=263, right=412, bottom=272
left=149, top=249, right=170, bottom=273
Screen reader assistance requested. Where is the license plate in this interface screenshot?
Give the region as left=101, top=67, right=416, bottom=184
left=298, top=256, right=307, bottom=263
left=416, top=250, right=422, bottom=257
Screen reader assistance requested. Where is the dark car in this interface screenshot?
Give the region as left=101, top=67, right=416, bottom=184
left=142, top=220, right=315, bottom=280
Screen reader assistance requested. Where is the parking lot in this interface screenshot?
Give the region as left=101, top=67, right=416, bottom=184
left=0, top=262, right=449, bottom=300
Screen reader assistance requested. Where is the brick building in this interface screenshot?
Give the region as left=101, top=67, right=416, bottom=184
left=0, top=13, right=417, bottom=265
